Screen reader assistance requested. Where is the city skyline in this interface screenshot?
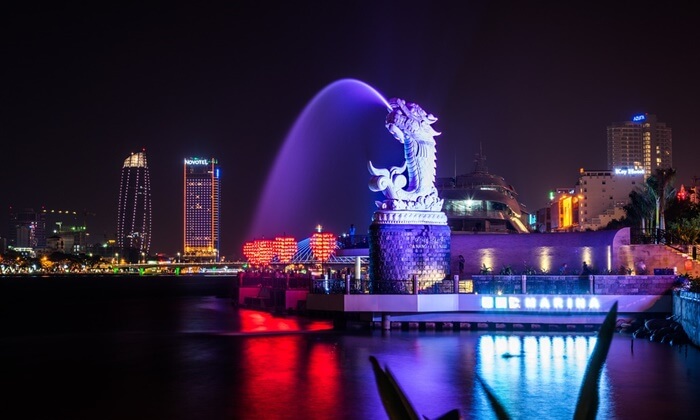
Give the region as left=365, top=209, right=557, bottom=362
left=2, top=2, right=698, bottom=257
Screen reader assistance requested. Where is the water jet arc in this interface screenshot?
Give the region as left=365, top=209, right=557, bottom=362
left=248, top=78, right=394, bottom=241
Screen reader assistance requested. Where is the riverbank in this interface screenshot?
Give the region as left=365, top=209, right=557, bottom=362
left=0, top=274, right=235, bottom=301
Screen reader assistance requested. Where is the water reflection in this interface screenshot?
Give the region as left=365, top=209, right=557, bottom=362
left=476, top=334, right=610, bottom=418
left=237, top=309, right=333, bottom=334
left=3, top=293, right=699, bottom=419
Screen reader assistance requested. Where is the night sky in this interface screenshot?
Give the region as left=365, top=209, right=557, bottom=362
left=3, top=2, right=699, bottom=259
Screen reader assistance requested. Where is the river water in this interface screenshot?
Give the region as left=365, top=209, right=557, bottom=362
left=1, top=277, right=699, bottom=419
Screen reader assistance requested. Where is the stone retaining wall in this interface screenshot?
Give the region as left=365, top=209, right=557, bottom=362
left=674, top=290, right=700, bottom=347
left=369, top=223, right=451, bottom=282
left=593, top=275, right=677, bottom=295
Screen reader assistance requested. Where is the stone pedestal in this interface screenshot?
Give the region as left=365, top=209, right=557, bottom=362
left=369, top=217, right=451, bottom=282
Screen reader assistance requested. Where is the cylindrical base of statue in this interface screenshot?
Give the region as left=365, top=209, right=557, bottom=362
left=369, top=212, right=451, bottom=293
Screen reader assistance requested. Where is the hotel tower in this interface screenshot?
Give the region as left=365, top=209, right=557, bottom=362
left=116, top=150, right=152, bottom=262
left=607, top=113, right=672, bottom=177
left=183, top=157, right=220, bottom=262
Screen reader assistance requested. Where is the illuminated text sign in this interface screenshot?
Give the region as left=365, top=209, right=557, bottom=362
left=632, top=114, right=646, bottom=122
left=185, top=158, right=209, bottom=165
left=614, top=168, right=645, bottom=175
left=481, top=295, right=602, bottom=311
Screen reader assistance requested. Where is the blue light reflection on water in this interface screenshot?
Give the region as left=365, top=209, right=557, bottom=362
left=329, top=330, right=699, bottom=420
left=475, top=334, right=610, bottom=419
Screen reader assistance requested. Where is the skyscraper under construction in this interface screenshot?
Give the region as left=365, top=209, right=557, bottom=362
left=116, top=150, right=152, bottom=262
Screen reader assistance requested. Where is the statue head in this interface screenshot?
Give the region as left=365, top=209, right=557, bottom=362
left=385, top=98, right=440, bottom=144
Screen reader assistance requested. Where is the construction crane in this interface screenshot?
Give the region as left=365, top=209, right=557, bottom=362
left=41, top=208, right=96, bottom=231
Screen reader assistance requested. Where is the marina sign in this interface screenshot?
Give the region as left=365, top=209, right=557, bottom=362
left=481, top=295, right=601, bottom=311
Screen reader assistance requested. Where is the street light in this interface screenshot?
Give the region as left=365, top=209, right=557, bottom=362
left=177, top=252, right=181, bottom=263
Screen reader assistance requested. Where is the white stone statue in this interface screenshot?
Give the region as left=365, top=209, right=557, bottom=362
left=368, top=98, right=444, bottom=212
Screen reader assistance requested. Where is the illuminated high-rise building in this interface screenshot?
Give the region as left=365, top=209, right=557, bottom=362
left=607, top=113, right=672, bottom=177
left=7, top=207, right=46, bottom=250
left=116, top=150, right=152, bottom=262
left=183, top=157, right=220, bottom=261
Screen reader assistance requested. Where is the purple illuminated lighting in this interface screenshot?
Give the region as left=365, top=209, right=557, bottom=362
left=249, top=79, right=395, bottom=240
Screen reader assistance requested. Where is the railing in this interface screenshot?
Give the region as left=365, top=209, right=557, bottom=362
left=472, top=275, right=591, bottom=294
left=309, top=274, right=679, bottom=295
left=337, top=234, right=369, bottom=249
left=238, top=274, right=312, bottom=289
left=630, top=228, right=668, bottom=245
left=310, top=276, right=460, bottom=295
left=630, top=228, right=699, bottom=261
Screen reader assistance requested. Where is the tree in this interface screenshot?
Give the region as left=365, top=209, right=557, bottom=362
left=624, top=184, right=655, bottom=230
left=667, top=215, right=700, bottom=245
left=650, top=167, right=677, bottom=231
left=625, top=168, right=677, bottom=234
left=665, top=194, right=700, bottom=224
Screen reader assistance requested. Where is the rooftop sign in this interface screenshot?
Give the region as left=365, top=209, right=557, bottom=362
left=632, top=114, right=646, bottom=122
left=185, top=158, right=209, bottom=165
left=614, top=167, right=645, bottom=175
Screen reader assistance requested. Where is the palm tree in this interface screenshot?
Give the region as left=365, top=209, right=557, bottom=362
left=625, top=183, right=655, bottom=231
left=651, top=168, right=677, bottom=231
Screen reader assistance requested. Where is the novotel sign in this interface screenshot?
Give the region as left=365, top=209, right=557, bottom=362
left=632, top=114, right=646, bottom=122
left=614, top=167, right=645, bottom=175
left=185, top=158, right=209, bottom=165
left=481, top=295, right=602, bottom=311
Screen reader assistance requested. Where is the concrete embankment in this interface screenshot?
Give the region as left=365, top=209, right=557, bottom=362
left=674, top=290, right=700, bottom=347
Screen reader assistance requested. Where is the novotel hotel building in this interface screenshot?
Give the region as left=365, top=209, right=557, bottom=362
left=183, top=157, right=221, bottom=261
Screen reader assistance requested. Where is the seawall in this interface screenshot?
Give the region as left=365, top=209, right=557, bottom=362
left=674, top=290, right=700, bottom=347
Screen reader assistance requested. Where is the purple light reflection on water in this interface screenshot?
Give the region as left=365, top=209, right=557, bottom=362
left=248, top=78, right=399, bottom=241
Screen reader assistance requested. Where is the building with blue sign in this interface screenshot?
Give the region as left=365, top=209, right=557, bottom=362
left=606, top=113, right=672, bottom=177
left=183, top=157, right=221, bottom=262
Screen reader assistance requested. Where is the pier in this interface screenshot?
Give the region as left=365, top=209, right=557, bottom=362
left=232, top=272, right=678, bottom=330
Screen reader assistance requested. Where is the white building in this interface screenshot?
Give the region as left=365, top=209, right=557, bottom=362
left=576, top=167, right=645, bottom=231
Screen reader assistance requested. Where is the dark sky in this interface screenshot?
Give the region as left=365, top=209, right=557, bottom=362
left=2, top=1, right=699, bottom=259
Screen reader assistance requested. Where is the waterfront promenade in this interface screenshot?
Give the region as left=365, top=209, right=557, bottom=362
left=230, top=271, right=680, bottom=333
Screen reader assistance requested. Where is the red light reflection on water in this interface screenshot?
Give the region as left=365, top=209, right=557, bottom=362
left=237, top=329, right=342, bottom=418
left=238, top=309, right=333, bottom=333
left=305, top=343, right=340, bottom=415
